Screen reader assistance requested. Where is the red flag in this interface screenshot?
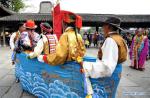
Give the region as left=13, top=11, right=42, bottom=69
left=53, top=3, right=62, bottom=40
left=76, top=15, right=82, bottom=29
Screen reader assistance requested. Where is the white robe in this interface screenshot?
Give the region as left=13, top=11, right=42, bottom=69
left=83, top=34, right=119, bottom=78
left=9, top=31, right=20, bottom=51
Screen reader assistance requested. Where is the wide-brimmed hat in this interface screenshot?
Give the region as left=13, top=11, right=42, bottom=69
left=24, top=20, right=37, bottom=29
left=104, top=17, right=123, bottom=31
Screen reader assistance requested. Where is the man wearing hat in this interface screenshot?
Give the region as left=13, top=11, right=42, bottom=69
left=38, top=11, right=85, bottom=65
left=10, top=22, right=25, bottom=65
left=27, top=22, right=58, bottom=59
left=20, top=20, right=40, bottom=51
left=82, top=17, right=128, bottom=98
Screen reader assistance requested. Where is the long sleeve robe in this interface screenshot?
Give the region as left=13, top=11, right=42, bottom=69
left=10, top=32, right=20, bottom=51
left=40, top=28, right=86, bottom=65
left=83, top=37, right=119, bottom=78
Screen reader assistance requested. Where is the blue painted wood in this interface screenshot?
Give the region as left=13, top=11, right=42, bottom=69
left=15, top=53, right=122, bottom=98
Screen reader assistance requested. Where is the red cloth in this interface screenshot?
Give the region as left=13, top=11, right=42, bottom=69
left=61, top=11, right=76, bottom=23
left=40, top=23, right=53, bottom=33
left=52, top=5, right=83, bottom=40
left=53, top=4, right=62, bottom=40
left=61, top=10, right=82, bottom=29
left=76, top=15, right=82, bottom=29
left=43, top=55, right=48, bottom=63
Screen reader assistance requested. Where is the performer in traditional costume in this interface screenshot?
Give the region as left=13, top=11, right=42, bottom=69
left=10, top=22, right=25, bottom=83
left=28, top=22, right=58, bottom=59
left=20, top=20, right=40, bottom=51
left=129, top=28, right=149, bottom=71
left=38, top=11, right=86, bottom=65
left=82, top=17, right=128, bottom=98
left=10, top=22, right=25, bottom=65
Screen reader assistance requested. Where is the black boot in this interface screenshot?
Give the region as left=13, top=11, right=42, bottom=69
left=15, top=78, right=20, bottom=83
left=12, top=61, right=15, bottom=65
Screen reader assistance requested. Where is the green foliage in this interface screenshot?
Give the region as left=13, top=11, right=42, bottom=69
left=0, top=0, right=25, bottom=12
left=12, top=0, right=25, bottom=12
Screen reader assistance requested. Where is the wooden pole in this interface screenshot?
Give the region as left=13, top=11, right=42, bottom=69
left=0, top=32, right=1, bottom=47
left=96, top=26, right=99, bottom=32
left=2, top=26, right=6, bottom=47
left=0, top=27, right=2, bottom=47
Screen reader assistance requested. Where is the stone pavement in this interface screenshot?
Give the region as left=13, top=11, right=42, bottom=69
left=0, top=47, right=150, bottom=98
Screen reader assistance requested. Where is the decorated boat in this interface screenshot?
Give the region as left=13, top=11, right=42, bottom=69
left=14, top=1, right=122, bottom=98
left=15, top=53, right=122, bottom=98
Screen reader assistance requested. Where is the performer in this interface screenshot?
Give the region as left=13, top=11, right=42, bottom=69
left=10, top=22, right=25, bottom=65
left=38, top=11, right=86, bottom=65
left=20, top=20, right=40, bottom=51
left=28, top=22, right=58, bottom=59
left=148, top=29, right=150, bottom=59
left=82, top=17, right=128, bottom=98
left=143, top=29, right=149, bottom=60
left=129, top=28, right=149, bottom=71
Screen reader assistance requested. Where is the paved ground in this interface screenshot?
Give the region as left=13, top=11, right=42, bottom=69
left=0, top=47, right=150, bottom=98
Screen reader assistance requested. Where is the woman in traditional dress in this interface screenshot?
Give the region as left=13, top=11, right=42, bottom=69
left=129, top=28, right=149, bottom=71
left=27, top=22, right=58, bottom=59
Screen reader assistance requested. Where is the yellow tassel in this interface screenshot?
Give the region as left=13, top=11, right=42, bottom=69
left=77, top=56, right=83, bottom=63
left=86, top=94, right=92, bottom=98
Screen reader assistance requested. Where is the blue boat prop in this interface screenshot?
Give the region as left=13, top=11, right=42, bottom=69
left=15, top=53, right=122, bottom=98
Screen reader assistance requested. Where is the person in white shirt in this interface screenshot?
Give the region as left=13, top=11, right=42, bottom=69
left=28, top=22, right=58, bottom=59
left=10, top=22, right=25, bottom=65
left=82, top=17, right=128, bottom=98
left=10, top=22, right=25, bottom=83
